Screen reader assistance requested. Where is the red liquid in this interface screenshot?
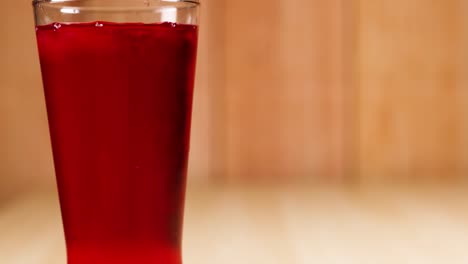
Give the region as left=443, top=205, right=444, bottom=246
left=36, top=22, right=198, bottom=264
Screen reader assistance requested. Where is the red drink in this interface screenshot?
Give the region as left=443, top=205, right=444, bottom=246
left=36, top=22, right=198, bottom=264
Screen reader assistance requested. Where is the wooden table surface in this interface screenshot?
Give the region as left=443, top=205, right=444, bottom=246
left=1, top=184, right=468, bottom=264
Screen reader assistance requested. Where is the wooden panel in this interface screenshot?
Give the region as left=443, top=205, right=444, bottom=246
left=188, top=0, right=226, bottom=182
left=5, top=0, right=467, bottom=186
left=357, top=0, right=468, bottom=181
left=0, top=0, right=56, bottom=201
left=224, top=0, right=346, bottom=181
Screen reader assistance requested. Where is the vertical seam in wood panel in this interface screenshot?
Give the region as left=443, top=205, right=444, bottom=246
left=342, top=0, right=360, bottom=184
left=210, top=0, right=228, bottom=184
left=458, top=0, right=468, bottom=180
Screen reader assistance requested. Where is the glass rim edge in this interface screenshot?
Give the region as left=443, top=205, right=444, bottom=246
left=33, top=0, right=200, bottom=5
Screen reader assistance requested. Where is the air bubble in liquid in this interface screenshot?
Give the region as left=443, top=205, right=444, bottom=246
left=95, top=22, right=103, bottom=28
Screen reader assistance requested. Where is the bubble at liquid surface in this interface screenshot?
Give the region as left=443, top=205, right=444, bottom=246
left=53, top=23, right=62, bottom=31
left=95, top=22, right=103, bottom=28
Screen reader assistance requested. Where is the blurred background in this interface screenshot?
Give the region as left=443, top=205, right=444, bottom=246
left=2, top=0, right=468, bottom=263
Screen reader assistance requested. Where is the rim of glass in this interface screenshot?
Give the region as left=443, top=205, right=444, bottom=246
left=32, top=0, right=200, bottom=5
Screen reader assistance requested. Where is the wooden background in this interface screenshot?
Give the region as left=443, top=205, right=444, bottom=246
left=2, top=0, right=468, bottom=200
left=194, top=0, right=468, bottom=182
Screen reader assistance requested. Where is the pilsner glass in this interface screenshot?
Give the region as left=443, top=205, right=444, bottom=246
left=32, top=1, right=199, bottom=263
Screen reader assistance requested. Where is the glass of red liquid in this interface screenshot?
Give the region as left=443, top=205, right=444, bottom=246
left=32, top=1, right=199, bottom=263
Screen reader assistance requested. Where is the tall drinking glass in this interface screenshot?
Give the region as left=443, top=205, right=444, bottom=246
left=32, top=1, right=199, bottom=263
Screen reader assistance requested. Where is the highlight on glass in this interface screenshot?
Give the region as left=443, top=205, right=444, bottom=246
left=33, top=0, right=200, bottom=263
